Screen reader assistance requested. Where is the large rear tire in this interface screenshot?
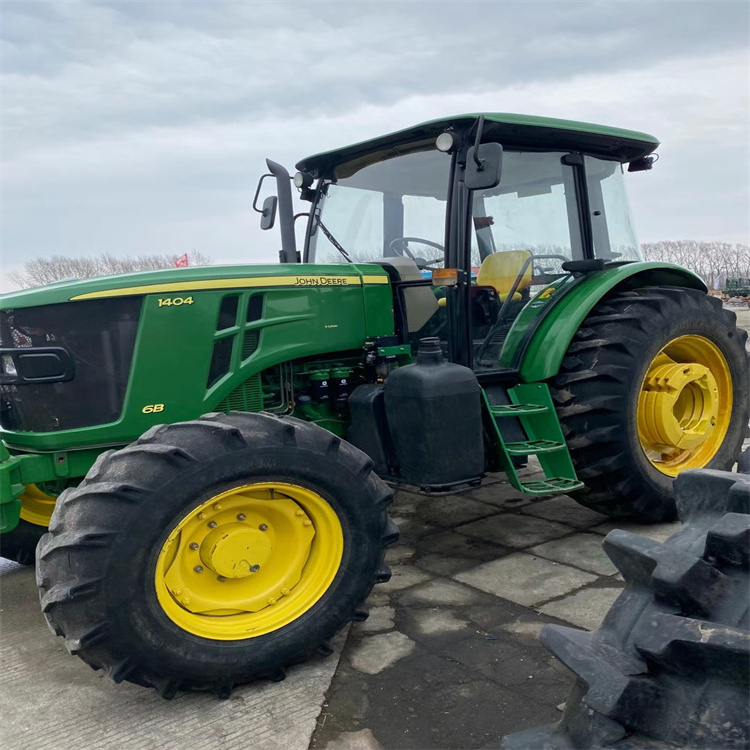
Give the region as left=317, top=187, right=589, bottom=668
left=503, top=468, right=750, bottom=749
left=36, top=412, right=396, bottom=698
left=552, top=286, right=749, bottom=521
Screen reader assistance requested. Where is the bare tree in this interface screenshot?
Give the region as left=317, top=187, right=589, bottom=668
left=641, top=241, right=750, bottom=288
left=8, top=251, right=213, bottom=289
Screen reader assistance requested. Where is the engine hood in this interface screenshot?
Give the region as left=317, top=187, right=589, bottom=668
left=1, top=264, right=390, bottom=309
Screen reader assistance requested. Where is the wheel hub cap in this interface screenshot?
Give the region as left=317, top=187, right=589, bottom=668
left=154, top=483, right=344, bottom=640
left=639, top=361, right=719, bottom=451
left=201, top=523, right=272, bottom=579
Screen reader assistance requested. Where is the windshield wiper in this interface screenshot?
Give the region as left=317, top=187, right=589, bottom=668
left=316, top=218, right=353, bottom=263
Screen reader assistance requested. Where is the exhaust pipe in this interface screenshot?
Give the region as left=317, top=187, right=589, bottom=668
left=266, top=159, right=298, bottom=263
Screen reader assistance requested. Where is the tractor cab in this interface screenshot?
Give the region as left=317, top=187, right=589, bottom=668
left=261, top=113, right=657, bottom=371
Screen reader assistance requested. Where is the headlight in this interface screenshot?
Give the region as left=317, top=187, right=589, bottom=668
left=1, top=354, right=17, bottom=377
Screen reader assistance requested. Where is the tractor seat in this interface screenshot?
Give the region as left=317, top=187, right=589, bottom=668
left=476, top=251, right=532, bottom=301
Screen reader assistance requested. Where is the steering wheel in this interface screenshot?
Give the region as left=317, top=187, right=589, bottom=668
left=388, top=237, right=445, bottom=268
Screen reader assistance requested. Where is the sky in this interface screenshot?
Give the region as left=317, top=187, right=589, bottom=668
left=1, top=0, right=749, bottom=291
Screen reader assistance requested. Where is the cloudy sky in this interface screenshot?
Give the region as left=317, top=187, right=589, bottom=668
left=2, top=0, right=748, bottom=290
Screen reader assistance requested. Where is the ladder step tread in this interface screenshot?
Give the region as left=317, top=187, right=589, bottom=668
left=490, top=403, right=548, bottom=417
left=506, top=440, right=565, bottom=455
left=519, top=477, right=585, bottom=496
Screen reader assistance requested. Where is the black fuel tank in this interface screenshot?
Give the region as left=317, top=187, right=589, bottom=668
left=384, top=337, right=484, bottom=487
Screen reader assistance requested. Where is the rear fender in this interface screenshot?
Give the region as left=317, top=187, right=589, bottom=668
left=501, top=262, right=707, bottom=383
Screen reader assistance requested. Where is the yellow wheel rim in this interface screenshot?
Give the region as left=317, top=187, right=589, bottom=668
left=638, top=334, right=733, bottom=476
left=19, top=484, right=57, bottom=527
left=154, top=483, right=344, bottom=640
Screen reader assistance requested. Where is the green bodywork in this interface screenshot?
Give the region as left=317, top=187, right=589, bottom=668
left=500, top=262, right=707, bottom=381
left=3, top=263, right=393, bottom=451
left=1, top=112, right=701, bottom=536
left=0, top=263, right=394, bottom=532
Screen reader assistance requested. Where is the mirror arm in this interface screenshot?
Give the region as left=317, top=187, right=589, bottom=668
left=252, top=173, right=272, bottom=213
left=472, top=115, right=485, bottom=171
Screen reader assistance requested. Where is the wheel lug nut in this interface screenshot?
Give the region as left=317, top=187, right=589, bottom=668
left=189, top=542, right=199, bottom=550
left=295, top=510, right=304, bottom=517
left=208, top=521, right=218, bottom=528
left=213, top=504, right=222, bottom=511
left=217, top=575, right=227, bottom=582
left=281, top=588, right=290, bottom=596
left=259, top=524, right=268, bottom=531
left=303, top=520, right=312, bottom=527
left=237, top=513, right=246, bottom=521
left=197, top=512, right=206, bottom=520
left=250, top=564, right=260, bottom=573
left=194, top=565, right=204, bottom=573
left=267, top=598, right=277, bottom=605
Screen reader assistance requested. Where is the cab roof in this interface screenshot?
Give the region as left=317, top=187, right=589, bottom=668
left=296, top=113, right=659, bottom=177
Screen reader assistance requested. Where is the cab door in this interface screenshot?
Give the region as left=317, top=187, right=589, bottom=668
left=461, top=151, right=584, bottom=371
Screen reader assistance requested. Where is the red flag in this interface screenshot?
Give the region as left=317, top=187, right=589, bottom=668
left=175, top=253, right=188, bottom=268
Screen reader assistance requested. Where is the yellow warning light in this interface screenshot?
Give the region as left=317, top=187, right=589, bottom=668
left=431, top=268, right=459, bottom=286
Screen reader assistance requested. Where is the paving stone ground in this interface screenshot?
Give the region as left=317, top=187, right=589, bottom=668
left=310, top=305, right=750, bottom=750
left=310, top=467, right=684, bottom=750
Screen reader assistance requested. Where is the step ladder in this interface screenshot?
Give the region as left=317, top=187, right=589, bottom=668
left=481, top=383, right=584, bottom=497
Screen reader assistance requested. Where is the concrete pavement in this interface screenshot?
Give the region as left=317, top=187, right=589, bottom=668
left=0, top=556, right=346, bottom=750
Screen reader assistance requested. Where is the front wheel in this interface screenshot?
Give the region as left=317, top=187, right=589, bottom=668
left=552, top=287, right=749, bottom=521
left=36, top=412, right=396, bottom=697
left=1, top=484, right=61, bottom=565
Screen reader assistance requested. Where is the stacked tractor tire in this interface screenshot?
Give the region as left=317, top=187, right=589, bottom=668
left=503, top=465, right=750, bottom=749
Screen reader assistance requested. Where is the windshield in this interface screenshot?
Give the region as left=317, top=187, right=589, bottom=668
left=308, top=148, right=641, bottom=267
left=307, top=149, right=451, bottom=265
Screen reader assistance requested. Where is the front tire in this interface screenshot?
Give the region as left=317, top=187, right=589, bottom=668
left=1, top=519, right=47, bottom=566
left=1, top=484, right=59, bottom=565
left=552, top=287, right=749, bottom=521
left=36, top=412, right=396, bottom=697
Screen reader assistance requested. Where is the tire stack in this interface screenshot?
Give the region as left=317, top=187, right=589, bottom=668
left=503, top=468, right=750, bottom=749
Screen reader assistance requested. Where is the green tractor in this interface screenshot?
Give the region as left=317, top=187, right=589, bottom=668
left=1, top=114, right=747, bottom=696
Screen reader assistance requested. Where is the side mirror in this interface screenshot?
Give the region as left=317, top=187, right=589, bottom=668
left=260, top=195, right=277, bottom=230
left=464, top=143, right=503, bottom=190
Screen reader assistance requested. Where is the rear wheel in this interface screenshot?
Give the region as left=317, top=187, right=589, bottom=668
left=36, top=412, right=396, bottom=697
left=552, top=287, right=748, bottom=521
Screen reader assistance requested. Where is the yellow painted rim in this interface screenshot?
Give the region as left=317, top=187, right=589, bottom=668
left=154, top=483, right=344, bottom=641
left=19, top=484, right=57, bottom=527
left=638, top=334, right=733, bottom=476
